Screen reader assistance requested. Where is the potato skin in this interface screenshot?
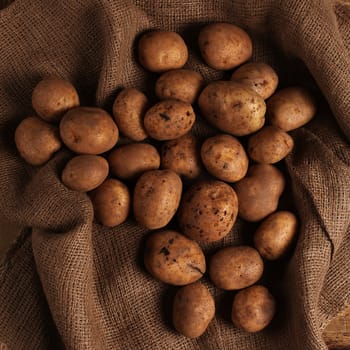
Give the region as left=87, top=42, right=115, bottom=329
left=254, top=211, right=298, bottom=260
left=133, top=170, right=182, bottom=229
left=231, top=285, right=276, bottom=332
left=267, top=86, right=317, bottom=131
left=178, top=180, right=238, bottom=242
left=198, top=81, right=266, bottom=136
left=59, top=107, right=119, bottom=154
left=14, top=116, right=62, bottom=166
left=108, top=143, right=160, bottom=180
left=198, top=22, right=252, bottom=70
left=61, top=155, right=109, bottom=192
left=173, top=282, right=215, bottom=338
left=144, top=230, right=206, bottom=285
left=112, top=88, right=148, bottom=141
left=32, top=77, right=80, bottom=123
left=247, top=126, right=294, bottom=164
left=209, top=246, right=263, bottom=290
left=201, top=134, right=248, bottom=182
left=138, top=31, right=188, bottom=73
left=144, top=99, right=195, bottom=141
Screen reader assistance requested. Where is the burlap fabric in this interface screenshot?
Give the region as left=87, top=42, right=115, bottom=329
left=0, top=0, right=349, bottom=349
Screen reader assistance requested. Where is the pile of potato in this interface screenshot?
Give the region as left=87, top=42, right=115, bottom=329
left=14, top=22, right=317, bottom=338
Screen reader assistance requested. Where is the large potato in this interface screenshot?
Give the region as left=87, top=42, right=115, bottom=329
left=144, top=230, right=206, bottom=285
left=133, top=170, right=182, bottom=229
left=198, top=81, right=266, bottom=136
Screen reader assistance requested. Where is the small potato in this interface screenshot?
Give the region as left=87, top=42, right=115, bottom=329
left=133, top=170, right=182, bottom=229
left=231, top=285, right=276, bottom=332
left=198, top=22, right=252, bottom=70
left=173, top=282, right=215, bottom=338
left=155, top=69, right=204, bottom=104
left=267, top=86, right=317, bottom=131
left=59, top=107, right=118, bottom=154
left=138, top=31, right=188, bottom=73
left=231, top=62, right=279, bottom=99
left=112, top=88, right=148, bottom=141
left=178, top=180, right=238, bottom=242
left=108, top=143, right=160, bottom=180
left=144, top=99, right=195, bottom=141
left=247, top=126, right=294, bottom=164
left=254, top=211, right=298, bottom=260
left=144, top=230, right=206, bottom=285
left=201, top=134, right=248, bottom=182
left=209, top=246, right=263, bottom=290
left=234, top=164, right=285, bottom=222
left=198, top=81, right=266, bottom=136
left=14, top=116, right=62, bottom=166
left=61, top=155, right=109, bottom=192
left=161, top=134, right=202, bottom=180
left=32, top=77, right=80, bottom=123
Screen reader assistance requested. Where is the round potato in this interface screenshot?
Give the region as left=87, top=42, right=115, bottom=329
left=59, top=107, right=118, bottom=154
left=254, top=211, right=298, bottom=260
left=173, top=282, right=215, bottom=338
left=144, top=230, right=206, bottom=285
left=61, top=155, right=109, bottom=192
left=267, top=86, right=317, bottom=131
left=14, top=116, right=62, bottom=166
left=161, top=134, right=202, bottom=180
left=155, top=69, right=204, bottom=104
left=198, top=22, right=252, bottom=70
left=178, top=180, right=238, bottom=242
left=209, top=246, right=264, bottom=290
left=89, top=178, right=130, bottom=227
left=231, top=285, right=276, bottom=332
left=108, top=143, right=160, bottom=180
left=138, top=31, right=188, bottom=73
left=201, top=134, right=248, bottom=182
left=112, top=88, right=148, bottom=141
left=133, top=170, right=182, bottom=229
left=144, top=99, right=195, bottom=141
left=231, top=62, right=279, bottom=99
left=247, top=125, right=294, bottom=164
left=198, top=81, right=266, bottom=136
left=32, top=77, right=80, bottom=123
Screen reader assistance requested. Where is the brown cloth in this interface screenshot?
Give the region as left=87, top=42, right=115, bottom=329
left=0, top=0, right=350, bottom=349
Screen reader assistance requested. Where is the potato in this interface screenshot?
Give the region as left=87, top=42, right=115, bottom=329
left=133, top=170, right=182, bottom=229
left=173, top=282, right=215, bottom=338
left=89, top=178, right=130, bottom=227
left=144, top=230, right=206, bottom=285
left=178, top=180, right=238, bottom=242
left=234, top=164, right=285, bottom=222
left=209, top=246, right=263, bottom=290
left=155, top=69, right=204, bottom=104
left=138, top=31, right=188, bottom=73
left=198, top=22, right=252, bottom=70
left=61, top=155, right=109, bottom=192
left=198, top=81, right=266, bottom=136
left=59, top=107, right=118, bottom=154
left=230, top=62, right=279, bottom=99
left=201, top=134, right=248, bottom=182
left=144, top=99, right=195, bottom=141
left=32, top=77, right=80, bottom=123
left=231, top=285, right=276, bottom=332
left=112, top=88, right=148, bottom=141
left=108, top=143, right=160, bottom=180
left=247, top=126, right=294, bottom=164
left=254, top=211, right=298, bottom=260
left=267, top=86, right=317, bottom=131
left=161, top=134, right=202, bottom=180
left=14, top=116, right=62, bottom=166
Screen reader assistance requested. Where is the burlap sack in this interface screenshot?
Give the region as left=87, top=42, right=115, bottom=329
left=0, top=0, right=349, bottom=349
